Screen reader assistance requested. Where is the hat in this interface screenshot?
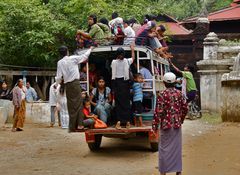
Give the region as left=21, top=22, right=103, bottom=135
left=163, top=72, right=176, bottom=83
left=146, top=21, right=156, bottom=30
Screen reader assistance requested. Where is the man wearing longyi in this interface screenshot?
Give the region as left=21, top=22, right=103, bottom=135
left=55, top=46, right=94, bottom=132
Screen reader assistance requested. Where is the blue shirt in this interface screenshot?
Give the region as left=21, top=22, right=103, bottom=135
left=26, top=87, right=38, bottom=102
left=139, top=67, right=152, bottom=88
left=132, top=82, right=143, bottom=102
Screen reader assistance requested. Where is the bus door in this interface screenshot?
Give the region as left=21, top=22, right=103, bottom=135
left=135, top=50, right=155, bottom=113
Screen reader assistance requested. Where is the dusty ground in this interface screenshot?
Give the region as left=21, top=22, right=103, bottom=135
left=0, top=118, right=240, bottom=175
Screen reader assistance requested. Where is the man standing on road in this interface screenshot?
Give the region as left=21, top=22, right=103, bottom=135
left=26, top=82, right=38, bottom=102
left=55, top=46, right=93, bottom=132
left=152, top=72, right=188, bottom=175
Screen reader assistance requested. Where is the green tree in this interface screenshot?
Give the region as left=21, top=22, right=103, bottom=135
left=0, top=0, right=76, bottom=68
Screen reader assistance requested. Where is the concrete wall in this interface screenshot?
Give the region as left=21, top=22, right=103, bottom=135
left=0, top=100, right=54, bottom=126
left=197, top=32, right=239, bottom=113
left=221, top=81, right=240, bottom=122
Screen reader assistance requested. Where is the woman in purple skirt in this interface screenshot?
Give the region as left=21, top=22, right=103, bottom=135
left=152, top=72, right=188, bottom=175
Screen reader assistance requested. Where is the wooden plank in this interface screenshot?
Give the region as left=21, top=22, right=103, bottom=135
left=84, top=126, right=152, bottom=134
left=0, top=70, right=56, bottom=76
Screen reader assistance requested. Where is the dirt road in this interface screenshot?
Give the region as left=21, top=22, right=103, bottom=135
left=0, top=120, right=240, bottom=175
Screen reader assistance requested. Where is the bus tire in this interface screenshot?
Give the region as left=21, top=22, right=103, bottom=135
left=87, top=135, right=102, bottom=151
left=150, top=142, right=158, bottom=152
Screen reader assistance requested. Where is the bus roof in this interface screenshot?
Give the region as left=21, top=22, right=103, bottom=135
left=75, top=45, right=169, bottom=65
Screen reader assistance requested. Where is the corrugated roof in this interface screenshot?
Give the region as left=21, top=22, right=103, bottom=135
left=209, top=5, right=240, bottom=21
left=182, top=5, right=240, bottom=23
left=162, top=22, right=191, bottom=35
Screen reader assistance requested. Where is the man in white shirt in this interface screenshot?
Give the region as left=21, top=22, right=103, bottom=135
left=123, top=20, right=136, bottom=45
left=55, top=45, right=93, bottom=132
left=111, top=45, right=135, bottom=129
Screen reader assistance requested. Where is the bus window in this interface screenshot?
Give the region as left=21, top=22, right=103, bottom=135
left=164, top=64, right=170, bottom=73
left=80, top=63, right=88, bottom=92
left=139, top=60, right=153, bottom=89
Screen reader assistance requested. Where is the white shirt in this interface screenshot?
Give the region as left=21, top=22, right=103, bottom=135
left=49, top=83, right=60, bottom=106
left=111, top=58, right=133, bottom=80
left=109, top=17, right=123, bottom=28
left=55, top=49, right=92, bottom=85
left=21, top=88, right=26, bottom=100
left=123, top=26, right=135, bottom=45
left=115, top=60, right=125, bottom=78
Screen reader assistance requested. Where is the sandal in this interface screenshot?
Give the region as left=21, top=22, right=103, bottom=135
left=16, top=128, right=23, bottom=131
left=115, top=121, right=121, bottom=130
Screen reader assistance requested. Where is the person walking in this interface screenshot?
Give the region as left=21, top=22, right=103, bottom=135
left=152, top=72, right=188, bottom=175
left=49, top=82, right=61, bottom=127
left=55, top=45, right=93, bottom=132
left=12, top=79, right=26, bottom=132
left=111, top=44, right=135, bottom=129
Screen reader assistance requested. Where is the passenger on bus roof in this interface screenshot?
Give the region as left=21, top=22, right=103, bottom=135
left=109, top=12, right=125, bottom=45
left=156, top=25, right=173, bottom=59
left=123, top=20, right=136, bottom=46
left=76, top=14, right=108, bottom=48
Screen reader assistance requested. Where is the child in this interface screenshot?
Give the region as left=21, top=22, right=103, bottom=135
left=82, top=99, right=97, bottom=128
left=123, top=20, right=136, bottom=45
left=132, top=73, right=144, bottom=127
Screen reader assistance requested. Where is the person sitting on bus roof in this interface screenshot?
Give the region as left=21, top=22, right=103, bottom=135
left=109, top=12, right=125, bottom=45
left=123, top=20, right=136, bottom=45
left=90, top=76, right=112, bottom=124
left=128, top=18, right=141, bottom=34
left=135, top=15, right=149, bottom=37
left=156, top=25, right=173, bottom=59
left=147, top=21, right=172, bottom=59
left=99, top=17, right=113, bottom=44
left=76, top=14, right=107, bottom=48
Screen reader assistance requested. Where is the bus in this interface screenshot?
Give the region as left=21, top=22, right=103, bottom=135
left=76, top=45, right=170, bottom=152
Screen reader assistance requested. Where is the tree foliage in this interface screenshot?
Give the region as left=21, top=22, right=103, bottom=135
left=0, top=0, right=233, bottom=68
left=0, top=0, right=76, bottom=67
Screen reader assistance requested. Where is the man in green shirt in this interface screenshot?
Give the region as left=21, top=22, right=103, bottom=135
left=169, top=60, right=197, bottom=103
left=77, top=14, right=108, bottom=46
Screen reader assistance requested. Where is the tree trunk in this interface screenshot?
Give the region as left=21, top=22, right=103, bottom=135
left=33, top=76, right=50, bottom=101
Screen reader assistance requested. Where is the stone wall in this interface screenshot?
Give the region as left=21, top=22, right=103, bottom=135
left=0, top=100, right=55, bottom=126
left=197, top=32, right=240, bottom=113
left=221, top=81, right=240, bottom=122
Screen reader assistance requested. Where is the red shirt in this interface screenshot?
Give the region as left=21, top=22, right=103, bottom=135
left=82, top=107, right=90, bottom=118
left=152, top=88, right=188, bottom=130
